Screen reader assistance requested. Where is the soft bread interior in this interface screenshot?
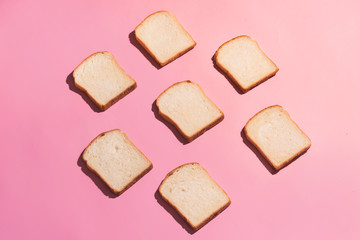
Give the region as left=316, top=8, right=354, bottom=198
left=245, top=106, right=311, bottom=169
left=83, top=130, right=152, bottom=193
left=156, top=81, right=223, bottom=140
left=216, top=36, right=278, bottom=91
left=135, top=11, right=195, bottom=66
left=74, top=52, right=135, bottom=107
left=159, top=163, right=230, bottom=229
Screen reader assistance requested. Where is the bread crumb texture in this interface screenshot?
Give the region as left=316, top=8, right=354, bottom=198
left=160, top=163, right=230, bottom=229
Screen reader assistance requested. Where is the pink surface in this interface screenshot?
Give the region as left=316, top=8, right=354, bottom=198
left=1, top=0, right=359, bottom=239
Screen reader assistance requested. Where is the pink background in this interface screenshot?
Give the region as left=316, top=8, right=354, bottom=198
left=1, top=0, right=359, bottom=239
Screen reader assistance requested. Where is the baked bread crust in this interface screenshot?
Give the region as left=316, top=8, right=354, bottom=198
left=159, top=163, right=231, bottom=230
left=214, top=35, right=279, bottom=92
left=135, top=11, right=196, bottom=67
left=156, top=80, right=224, bottom=142
left=73, top=51, right=137, bottom=111
left=82, top=129, right=153, bottom=195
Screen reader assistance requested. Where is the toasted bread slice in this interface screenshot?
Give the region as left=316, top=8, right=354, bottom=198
left=215, top=35, right=278, bottom=92
left=73, top=52, right=136, bottom=111
left=156, top=81, right=224, bottom=142
left=135, top=11, right=196, bottom=67
left=159, top=163, right=231, bottom=230
left=244, top=105, right=311, bottom=170
left=82, top=129, right=152, bottom=194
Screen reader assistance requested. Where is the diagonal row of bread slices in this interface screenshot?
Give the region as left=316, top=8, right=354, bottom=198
left=83, top=129, right=231, bottom=230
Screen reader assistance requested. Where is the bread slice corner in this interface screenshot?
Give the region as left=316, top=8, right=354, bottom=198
left=73, top=51, right=136, bottom=111
left=135, top=11, right=196, bottom=67
left=82, top=129, right=152, bottom=195
left=159, top=162, right=230, bottom=230
left=156, top=81, right=224, bottom=142
left=214, top=35, right=278, bottom=92
left=244, top=105, right=311, bottom=170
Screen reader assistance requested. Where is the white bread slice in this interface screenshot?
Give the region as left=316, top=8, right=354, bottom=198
left=244, top=105, right=311, bottom=170
left=135, top=11, right=196, bottom=67
left=73, top=52, right=136, bottom=111
left=215, top=35, right=279, bottom=92
left=159, top=163, right=231, bottom=230
left=82, top=129, right=152, bottom=194
left=156, top=81, right=224, bottom=142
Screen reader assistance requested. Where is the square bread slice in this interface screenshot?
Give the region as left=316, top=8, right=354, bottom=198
left=156, top=81, right=224, bottom=142
left=214, top=35, right=279, bottom=92
left=82, top=129, right=152, bottom=195
left=159, top=163, right=231, bottom=230
left=244, top=105, right=311, bottom=170
left=135, top=11, right=196, bottom=67
left=73, top=51, right=136, bottom=111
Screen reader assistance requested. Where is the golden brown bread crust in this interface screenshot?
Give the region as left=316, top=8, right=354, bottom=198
left=214, top=35, right=279, bottom=92
left=155, top=80, right=224, bottom=142
left=244, top=105, right=311, bottom=170
left=134, top=11, right=196, bottom=67
left=82, top=129, right=153, bottom=195
left=73, top=51, right=137, bottom=111
left=159, top=163, right=231, bottom=230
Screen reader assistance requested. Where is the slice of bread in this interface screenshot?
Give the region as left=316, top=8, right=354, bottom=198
left=135, top=11, right=196, bottom=67
left=82, top=129, right=152, bottom=194
left=159, top=163, right=231, bottom=230
left=244, top=105, right=311, bottom=170
left=215, top=35, right=279, bottom=92
left=156, top=81, right=224, bottom=142
left=73, top=51, right=136, bottom=111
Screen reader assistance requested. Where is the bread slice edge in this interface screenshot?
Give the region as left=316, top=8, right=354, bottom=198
left=134, top=11, right=197, bottom=67
left=214, top=35, right=279, bottom=92
left=155, top=80, right=224, bottom=142
left=158, top=162, right=231, bottom=230
left=73, top=51, right=137, bottom=111
left=244, top=105, right=311, bottom=170
left=82, top=129, right=153, bottom=195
